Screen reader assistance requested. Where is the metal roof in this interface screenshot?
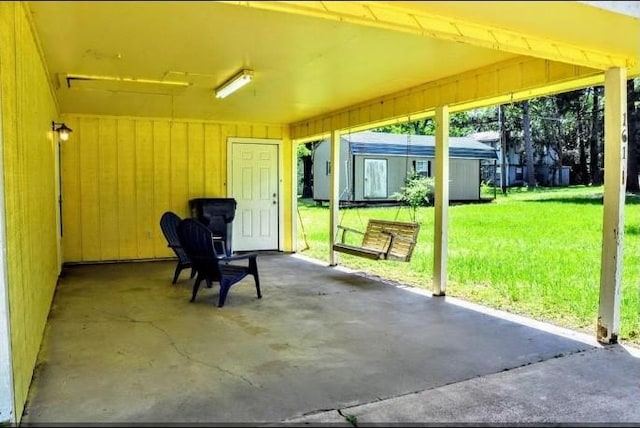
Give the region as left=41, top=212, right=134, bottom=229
left=343, top=131, right=499, bottom=160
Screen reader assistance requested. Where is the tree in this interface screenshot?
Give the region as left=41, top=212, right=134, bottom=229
left=576, top=89, right=589, bottom=185
left=297, top=142, right=316, bottom=198
left=589, top=86, right=603, bottom=185
left=522, top=100, right=535, bottom=189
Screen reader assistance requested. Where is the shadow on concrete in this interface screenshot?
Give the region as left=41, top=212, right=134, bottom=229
left=21, top=254, right=631, bottom=425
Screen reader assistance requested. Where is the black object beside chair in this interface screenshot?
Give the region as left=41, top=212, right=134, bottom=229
left=189, top=198, right=237, bottom=257
left=177, top=218, right=261, bottom=308
left=159, top=211, right=196, bottom=284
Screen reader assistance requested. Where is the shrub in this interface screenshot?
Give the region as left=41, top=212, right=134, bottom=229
left=393, top=172, right=434, bottom=222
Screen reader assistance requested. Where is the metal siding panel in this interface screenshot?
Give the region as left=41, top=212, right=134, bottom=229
left=388, top=156, right=408, bottom=200
left=450, top=159, right=480, bottom=200
left=312, top=139, right=330, bottom=200
left=354, top=155, right=363, bottom=200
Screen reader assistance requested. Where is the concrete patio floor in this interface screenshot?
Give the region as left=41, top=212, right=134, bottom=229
left=20, top=253, right=640, bottom=425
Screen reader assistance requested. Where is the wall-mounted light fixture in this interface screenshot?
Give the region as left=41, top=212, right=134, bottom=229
left=214, top=69, right=253, bottom=99
left=52, top=121, right=73, bottom=141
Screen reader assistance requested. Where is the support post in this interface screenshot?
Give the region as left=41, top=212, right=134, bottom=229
left=0, top=87, right=15, bottom=424
left=499, top=105, right=508, bottom=193
left=329, top=130, right=341, bottom=266
left=433, top=106, right=449, bottom=296
left=597, top=67, right=627, bottom=344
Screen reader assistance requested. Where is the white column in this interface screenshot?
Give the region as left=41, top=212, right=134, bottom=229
left=598, top=67, right=627, bottom=344
left=0, top=111, right=15, bottom=423
left=433, top=106, right=449, bottom=296
left=329, top=130, right=341, bottom=266
left=291, top=141, right=299, bottom=252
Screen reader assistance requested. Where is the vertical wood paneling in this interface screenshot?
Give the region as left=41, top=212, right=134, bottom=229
left=204, top=124, right=221, bottom=196
left=220, top=124, right=236, bottom=196
left=135, top=120, right=155, bottom=258
left=237, top=123, right=252, bottom=138
left=98, top=118, right=119, bottom=260
left=170, top=122, right=188, bottom=214
left=266, top=125, right=283, bottom=140
left=7, top=4, right=27, bottom=406
left=62, top=117, right=82, bottom=261
left=117, top=120, right=137, bottom=259
left=369, top=101, right=383, bottom=123
left=153, top=121, right=172, bottom=257
left=382, top=98, right=395, bottom=119
left=79, top=117, right=101, bottom=261
left=457, top=76, right=477, bottom=101
left=2, top=2, right=60, bottom=421
left=61, top=116, right=291, bottom=262
left=187, top=122, right=204, bottom=199
left=252, top=124, right=268, bottom=139
left=409, top=91, right=424, bottom=113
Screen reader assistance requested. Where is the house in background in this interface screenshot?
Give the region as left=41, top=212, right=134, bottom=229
left=1, top=2, right=634, bottom=423
left=473, top=130, right=571, bottom=187
left=534, top=146, right=572, bottom=186
left=313, top=131, right=498, bottom=204
left=472, top=131, right=523, bottom=187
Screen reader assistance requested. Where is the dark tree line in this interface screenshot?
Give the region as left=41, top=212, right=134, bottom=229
left=373, top=78, right=640, bottom=192
left=298, top=78, right=640, bottom=196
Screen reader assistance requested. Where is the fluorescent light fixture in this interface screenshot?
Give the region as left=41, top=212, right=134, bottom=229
left=215, top=69, right=253, bottom=99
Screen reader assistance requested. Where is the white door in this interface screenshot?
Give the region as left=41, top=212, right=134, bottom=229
left=230, top=142, right=279, bottom=251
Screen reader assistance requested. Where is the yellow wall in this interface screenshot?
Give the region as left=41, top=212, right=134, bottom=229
left=60, top=114, right=292, bottom=263
left=0, top=2, right=60, bottom=421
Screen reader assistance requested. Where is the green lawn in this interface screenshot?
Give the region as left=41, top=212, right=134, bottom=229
left=296, top=186, right=640, bottom=345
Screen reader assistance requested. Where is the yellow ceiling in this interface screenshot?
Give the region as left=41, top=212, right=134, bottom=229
left=27, top=1, right=639, bottom=126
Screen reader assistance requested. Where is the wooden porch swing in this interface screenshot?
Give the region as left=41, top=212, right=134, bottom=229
left=333, top=219, right=420, bottom=262
left=331, top=123, right=421, bottom=263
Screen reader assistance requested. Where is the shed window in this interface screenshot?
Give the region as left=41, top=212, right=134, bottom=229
left=364, top=158, right=387, bottom=198
left=415, top=160, right=431, bottom=177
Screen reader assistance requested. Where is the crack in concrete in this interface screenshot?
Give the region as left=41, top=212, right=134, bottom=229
left=498, top=347, right=591, bottom=373
left=93, top=310, right=258, bottom=387
left=328, top=347, right=597, bottom=422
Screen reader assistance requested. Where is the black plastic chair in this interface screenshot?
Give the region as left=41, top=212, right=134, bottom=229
left=160, top=211, right=196, bottom=284
left=177, top=218, right=261, bottom=307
